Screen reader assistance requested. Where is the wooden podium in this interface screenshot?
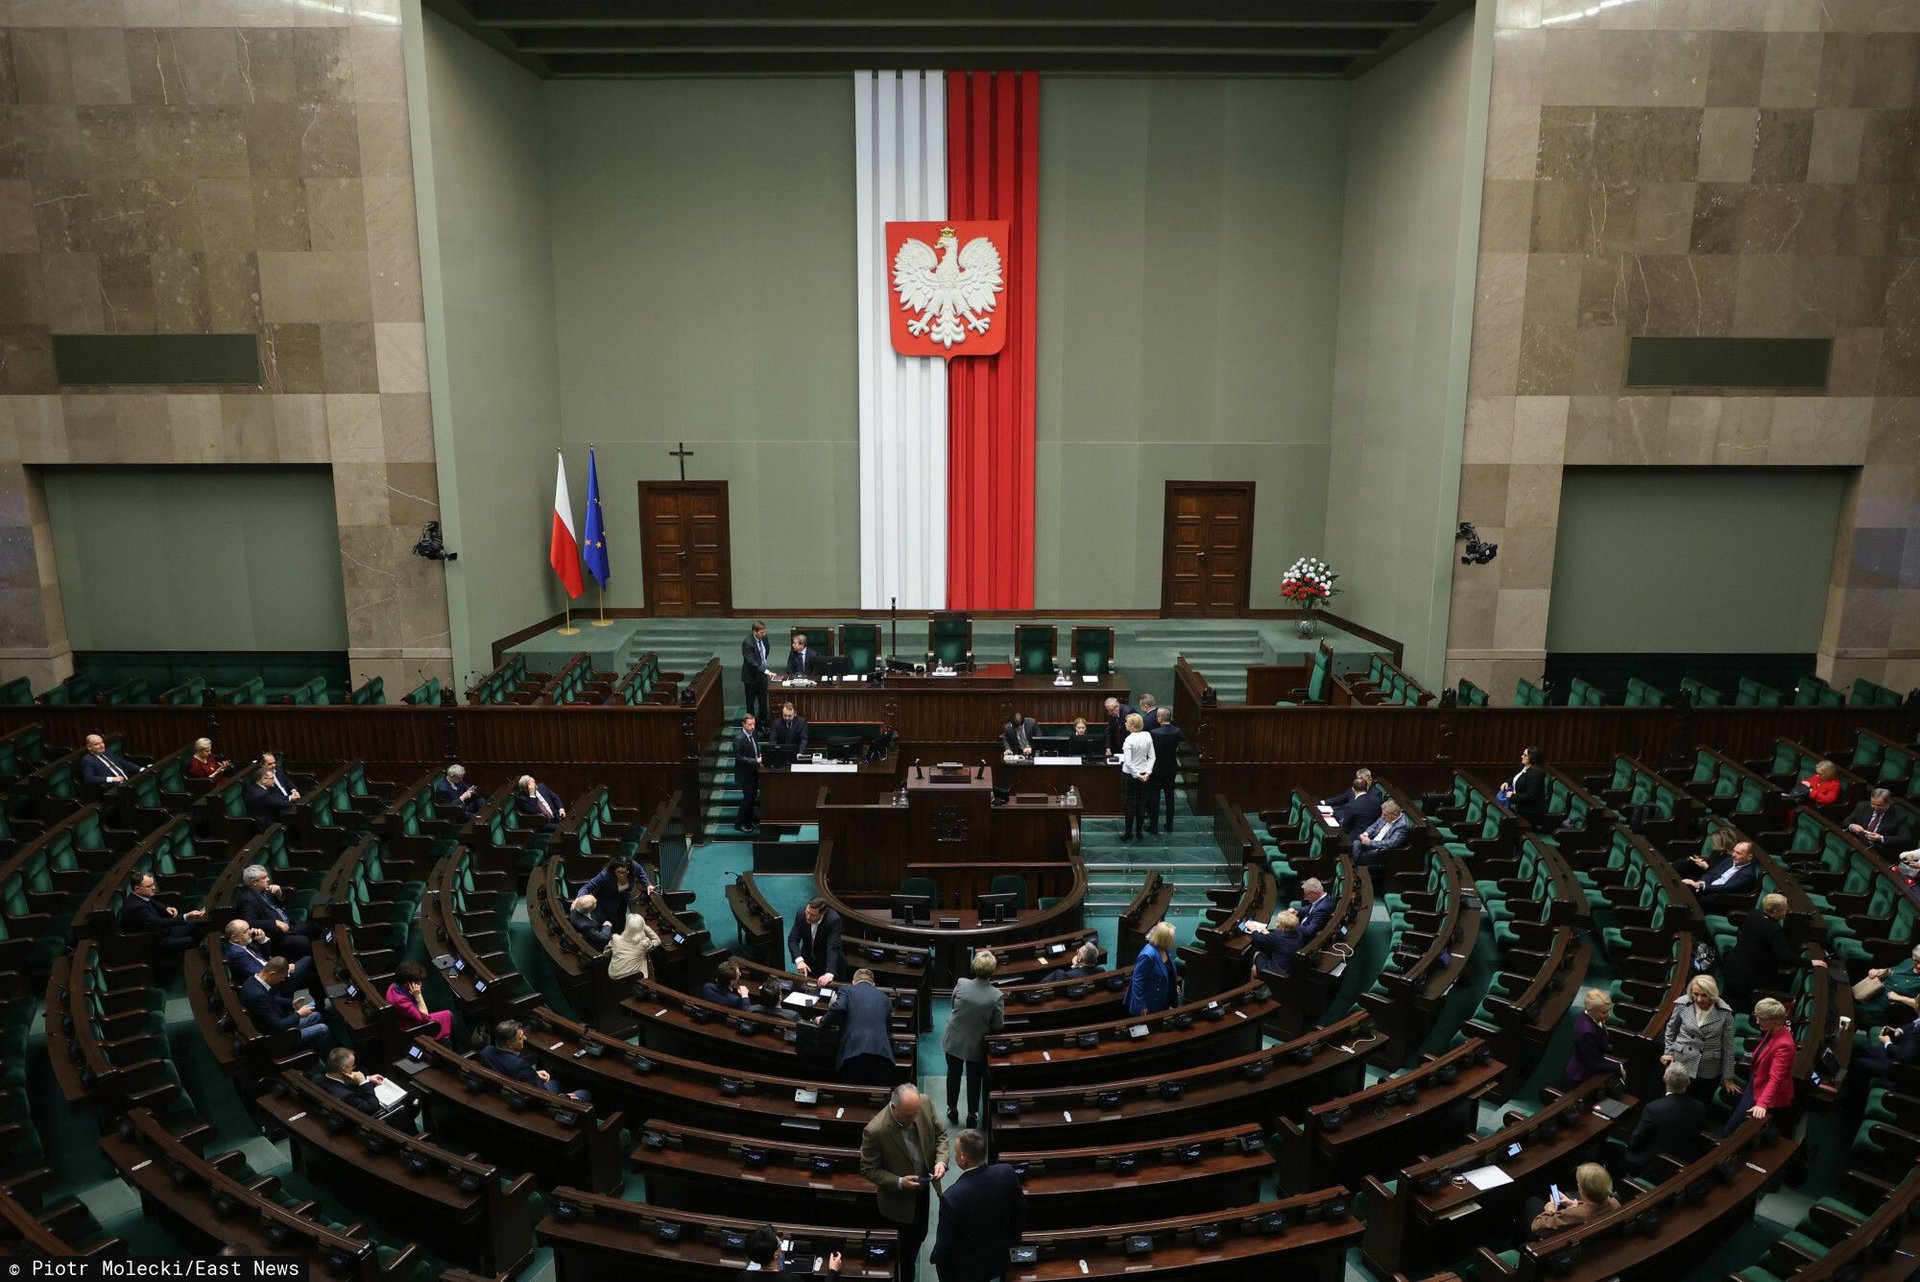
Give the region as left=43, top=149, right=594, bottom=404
left=906, top=764, right=995, bottom=863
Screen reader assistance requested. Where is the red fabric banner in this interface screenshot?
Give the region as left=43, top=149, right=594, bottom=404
left=945, top=71, right=1038, bottom=610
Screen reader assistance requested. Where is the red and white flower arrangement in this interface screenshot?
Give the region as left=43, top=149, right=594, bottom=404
left=1280, top=557, right=1341, bottom=613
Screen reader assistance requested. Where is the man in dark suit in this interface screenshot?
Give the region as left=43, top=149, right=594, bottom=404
left=434, top=763, right=481, bottom=818
left=236, top=864, right=312, bottom=960
left=1352, top=801, right=1412, bottom=872
left=317, top=1046, right=417, bottom=1130
left=1146, top=717, right=1182, bottom=834
left=1720, top=893, right=1796, bottom=1007
left=567, top=894, right=613, bottom=949
left=1322, top=769, right=1383, bottom=836
left=787, top=633, right=820, bottom=679
left=1845, top=789, right=1913, bottom=852
left=769, top=701, right=810, bottom=754
left=733, top=715, right=761, bottom=833
left=514, top=775, right=565, bottom=830
left=244, top=760, right=300, bottom=831
left=1622, top=1062, right=1708, bottom=1175
left=222, top=918, right=316, bottom=993
left=1840, top=1009, right=1920, bottom=1119
left=741, top=621, right=771, bottom=722
left=700, top=960, right=753, bottom=1010
left=478, top=1020, right=589, bottom=1101
left=789, top=899, right=844, bottom=983
left=1000, top=713, right=1037, bottom=758
left=824, top=969, right=896, bottom=1084
left=241, top=957, right=331, bottom=1051
left=737, top=1226, right=841, bottom=1282
left=1102, top=697, right=1135, bottom=755
left=118, top=871, right=211, bottom=953
left=1681, top=839, right=1762, bottom=908
left=79, top=733, right=143, bottom=787
left=1296, top=878, right=1334, bottom=937
left=1042, top=942, right=1102, bottom=985
left=932, top=1128, right=1027, bottom=1282
left=1134, top=694, right=1164, bottom=728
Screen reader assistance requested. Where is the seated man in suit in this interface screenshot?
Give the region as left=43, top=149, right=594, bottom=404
left=1296, top=877, right=1334, bottom=937
left=478, top=1019, right=589, bottom=1101
left=241, top=957, right=331, bottom=1052
left=700, top=960, right=753, bottom=1010
left=318, top=1046, right=418, bottom=1131
left=1622, top=1062, right=1708, bottom=1175
left=433, top=763, right=482, bottom=818
left=222, top=918, right=316, bottom=993
left=789, top=898, right=844, bottom=984
left=786, top=633, right=820, bottom=680
left=1845, top=788, right=1913, bottom=852
left=931, top=1128, right=1027, bottom=1282
left=1322, top=769, right=1382, bottom=836
left=567, top=894, right=613, bottom=950
left=738, top=1225, right=841, bottom=1282
left=243, top=760, right=300, bottom=831
left=1043, top=941, right=1102, bottom=985
left=1681, top=839, right=1762, bottom=908
left=236, top=863, right=313, bottom=961
left=79, top=733, right=144, bottom=787
left=1000, top=712, right=1037, bottom=758
left=514, top=774, right=566, bottom=829
left=769, top=701, right=810, bottom=755
left=117, top=871, right=212, bottom=954
left=1243, top=908, right=1307, bottom=980
left=1840, top=1007, right=1920, bottom=1120
left=1352, top=800, right=1412, bottom=871
left=824, top=968, right=896, bottom=1085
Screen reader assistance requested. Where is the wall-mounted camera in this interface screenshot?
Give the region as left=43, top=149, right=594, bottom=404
left=412, top=521, right=459, bottom=562
left=1456, top=521, right=1498, bottom=566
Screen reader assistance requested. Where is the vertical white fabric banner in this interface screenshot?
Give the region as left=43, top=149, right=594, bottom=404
left=855, top=70, right=947, bottom=611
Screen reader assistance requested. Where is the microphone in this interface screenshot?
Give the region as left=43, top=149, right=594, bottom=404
left=975, top=760, right=985, bottom=780
left=914, top=758, right=924, bottom=780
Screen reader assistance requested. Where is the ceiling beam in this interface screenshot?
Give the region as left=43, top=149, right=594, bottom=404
left=468, top=0, right=1432, bottom=28
left=506, top=25, right=1389, bottom=56
left=540, top=51, right=1352, bottom=76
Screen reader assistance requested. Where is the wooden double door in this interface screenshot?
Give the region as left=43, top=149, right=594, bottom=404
left=638, top=482, right=732, bottom=616
left=1161, top=481, right=1253, bottom=616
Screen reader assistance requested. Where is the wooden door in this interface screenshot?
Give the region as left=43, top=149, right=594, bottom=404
left=1161, top=481, right=1254, bottom=616
left=638, top=482, right=732, bottom=616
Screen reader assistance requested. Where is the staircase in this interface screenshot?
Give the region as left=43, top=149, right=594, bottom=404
left=1079, top=797, right=1239, bottom=914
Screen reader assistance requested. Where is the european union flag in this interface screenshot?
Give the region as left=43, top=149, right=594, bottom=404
left=582, top=447, right=610, bottom=588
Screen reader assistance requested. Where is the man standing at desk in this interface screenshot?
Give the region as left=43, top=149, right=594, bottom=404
left=790, top=898, right=843, bottom=983
left=788, top=633, right=820, bottom=679
left=770, top=701, right=810, bottom=754
left=733, top=715, right=761, bottom=834
left=860, top=1083, right=949, bottom=1282
left=741, top=620, right=771, bottom=722
left=1147, top=716, right=1182, bottom=834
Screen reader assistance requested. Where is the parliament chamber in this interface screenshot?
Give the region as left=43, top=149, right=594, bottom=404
left=2, top=0, right=1918, bottom=1278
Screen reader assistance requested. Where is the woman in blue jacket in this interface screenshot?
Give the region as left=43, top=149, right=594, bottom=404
left=1126, top=921, right=1178, bottom=1015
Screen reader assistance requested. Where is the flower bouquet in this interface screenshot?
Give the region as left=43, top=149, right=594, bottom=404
left=1281, top=557, right=1341, bottom=636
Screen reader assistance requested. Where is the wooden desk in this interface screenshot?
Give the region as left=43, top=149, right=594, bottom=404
left=988, top=979, right=1275, bottom=1089
left=539, top=1194, right=895, bottom=1282
left=779, top=668, right=1129, bottom=749
left=632, top=1120, right=884, bottom=1228
left=1000, top=1122, right=1273, bottom=1227
left=818, top=780, right=1082, bottom=893
left=1000, top=758, right=1126, bottom=815
left=1011, top=1192, right=1362, bottom=1282
left=758, top=727, right=900, bottom=822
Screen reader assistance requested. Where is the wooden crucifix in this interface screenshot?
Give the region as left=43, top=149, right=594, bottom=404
left=670, top=442, right=694, bottom=481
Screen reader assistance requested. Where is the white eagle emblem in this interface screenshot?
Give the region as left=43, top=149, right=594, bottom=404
left=892, top=226, right=1004, bottom=349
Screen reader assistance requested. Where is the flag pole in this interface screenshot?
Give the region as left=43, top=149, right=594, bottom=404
left=558, top=602, right=579, bottom=636
left=592, top=584, right=611, bottom=626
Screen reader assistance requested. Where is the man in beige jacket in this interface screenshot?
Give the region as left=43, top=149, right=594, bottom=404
left=859, top=1082, right=949, bottom=1282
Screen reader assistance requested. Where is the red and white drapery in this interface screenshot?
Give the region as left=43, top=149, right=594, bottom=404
left=855, top=71, right=1038, bottom=611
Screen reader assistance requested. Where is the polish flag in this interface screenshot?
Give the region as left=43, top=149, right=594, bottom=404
left=550, top=451, right=583, bottom=599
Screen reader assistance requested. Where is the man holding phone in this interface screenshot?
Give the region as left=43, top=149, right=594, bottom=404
left=859, top=1083, right=949, bottom=1282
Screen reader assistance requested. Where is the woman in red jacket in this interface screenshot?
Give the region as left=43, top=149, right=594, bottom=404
left=1790, top=760, right=1842, bottom=806
left=1725, top=996, right=1796, bottom=1133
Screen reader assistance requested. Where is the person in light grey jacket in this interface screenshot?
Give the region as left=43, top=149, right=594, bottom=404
left=942, top=951, right=1006, bottom=1127
left=1661, top=973, right=1737, bottom=1103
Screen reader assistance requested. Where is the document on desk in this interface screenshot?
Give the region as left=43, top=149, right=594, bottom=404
left=792, top=762, right=856, bottom=773
left=1032, top=755, right=1083, bottom=766
left=1435, top=1201, right=1481, bottom=1221
left=1461, top=1165, right=1513, bottom=1191
left=373, top=1080, right=410, bottom=1110
left=783, top=992, right=820, bottom=1010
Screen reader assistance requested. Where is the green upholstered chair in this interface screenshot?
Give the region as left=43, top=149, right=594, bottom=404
left=403, top=676, right=441, bottom=706
left=901, top=876, right=937, bottom=907
left=0, top=676, right=32, bottom=704
left=989, top=874, right=1028, bottom=911
left=1679, top=676, right=1722, bottom=706
left=927, top=613, right=972, bottom=669
left=349, top=675, right=385, bottom=705
left=1012, top=625, right=1057, bottom=675
left=1456, top=679, right=1488, bottom=707
left=788, top=625, right=836, bottom=658
left=1070, top=626, right=1115, bottom=677
left=839, top=623, right=882, bottom=674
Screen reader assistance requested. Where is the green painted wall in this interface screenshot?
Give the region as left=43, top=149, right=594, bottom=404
left=543, top=80, right=861, bottom=610
left=1547, top=468, right=1845, bottom=653
left=44, top=467, right=348, bottom=652
left=1033, top=79, right=1351, bottom=609
left=1323, top=10, right=1488, bottom=684
left=412, top=9, right=564, bottom=683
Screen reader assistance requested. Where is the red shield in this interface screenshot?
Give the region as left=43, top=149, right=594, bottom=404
left=885, top=220, right=1010, bottom=359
